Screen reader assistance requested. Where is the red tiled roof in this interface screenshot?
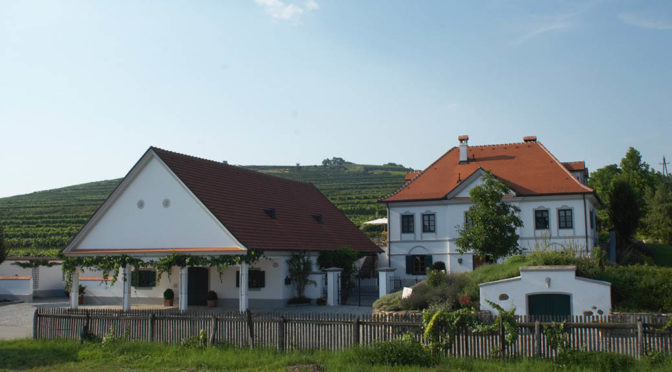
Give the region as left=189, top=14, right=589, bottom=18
left=382, top=141, right=593, bottom=202
left=562, top=161, right=586, bottom=172
left=404, top=171, right=421, bottom=182
left=152, top=148, right=381, bottom=253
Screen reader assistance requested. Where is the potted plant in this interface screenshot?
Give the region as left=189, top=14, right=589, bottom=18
left=207, top=290, right=218, bottom=307
left=163, top=288, right=174, bottom=307
left=78, top=285, right=86, bottom=305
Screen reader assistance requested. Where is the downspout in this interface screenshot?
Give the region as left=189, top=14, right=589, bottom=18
left=386, top=203, right=391, bottom=266
left=582, top=193, right=589, bottom=253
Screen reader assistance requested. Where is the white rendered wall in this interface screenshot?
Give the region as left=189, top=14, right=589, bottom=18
left=81, top=266, right=179, bottom=299
left=36, top=264, right=65, bottom=294
left=76, top=156, right=240, bottom=251
left=479, top=268, right=611, bottom=316
left=0, top=278, right=32, bottom=298
left=0, top=261, right=32, bottom=276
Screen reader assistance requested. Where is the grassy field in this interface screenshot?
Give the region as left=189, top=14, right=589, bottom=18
left=1, top=339, right=670, bottom=372
left=0, top=162, right=408, bottom=257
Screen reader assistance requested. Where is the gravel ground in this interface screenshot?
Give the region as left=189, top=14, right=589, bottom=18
left=0, top=298, right=372, bottom=340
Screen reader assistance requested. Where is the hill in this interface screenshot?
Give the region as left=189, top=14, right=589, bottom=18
left=0, top=162, right=408, bottom=257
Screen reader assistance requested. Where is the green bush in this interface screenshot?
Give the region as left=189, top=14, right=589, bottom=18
left=595, top=265, right=672, bottom=312
left=400, top=270, right=468, bottom=311
left=373, top=291, right=402, bottom=311
left=355, top=333, right=436, bottom=367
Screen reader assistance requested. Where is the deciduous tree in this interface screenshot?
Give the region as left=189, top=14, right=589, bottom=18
left=456, top=171, right=523, bottom=261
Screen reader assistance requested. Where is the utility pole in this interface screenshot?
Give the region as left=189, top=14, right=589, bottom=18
left=661, top=156, right=670, bottom=177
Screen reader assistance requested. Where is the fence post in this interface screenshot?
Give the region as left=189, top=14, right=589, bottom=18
left=33, top=309, right=38, bottom=340
left=246, top=309, right=254, bottom=349
left=80, top=312, right=90, bottom=344
left=209, top=314, right=217, bottom=346
left=499, top=316, right=505, bottom=359
left=277, top=316, right=286, bottom=352
left=534, top=321, right=541, bottom=358
left=352, top=316, right=360, bottom=346
left=148, top=313, right=154, bottom=343
left=637, top=320, right=643, bottom=359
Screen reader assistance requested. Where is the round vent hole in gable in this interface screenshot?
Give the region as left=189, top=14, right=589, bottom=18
left=162, top=199, right=171, bottom=208
left=137, top=200, right=145, bottom=209
left=499, top=293, right=509, bottom=301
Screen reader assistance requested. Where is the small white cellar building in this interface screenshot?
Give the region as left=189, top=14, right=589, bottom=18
left=479, top=266, right=611, bottom=317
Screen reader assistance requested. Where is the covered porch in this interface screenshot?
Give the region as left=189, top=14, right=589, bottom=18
left=65, top=248, right=256, bottom=313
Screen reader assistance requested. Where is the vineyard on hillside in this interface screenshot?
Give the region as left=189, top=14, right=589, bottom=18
left=0, top=162, right=408, bottom=257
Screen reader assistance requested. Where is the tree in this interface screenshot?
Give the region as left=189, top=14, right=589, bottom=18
left=287, top=251, right=316, bottom=300
left=0, top=225, right=6, bottom=264
left=456, top=171, right=523, bottom=261
left=645, top=180, right=672, bottom=244
left=588, top=164, right=621, bottom=231
left=608, top=178, right=641, bottom=246
left=619, top=147, right=653, bottom=211
left=317, top=247, right=360, bottom=303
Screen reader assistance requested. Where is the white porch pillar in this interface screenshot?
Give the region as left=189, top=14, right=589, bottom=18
left=122, top=265, right=131, bottom=312
left=325, top=268, right=342, bottom=306
left=377, top=267, right=396, bottom=298
left=69, top=267, right=79, bottom=310
left=179, top=267, right=188, bottom=312
left=239, top=262, right=249, bottom=313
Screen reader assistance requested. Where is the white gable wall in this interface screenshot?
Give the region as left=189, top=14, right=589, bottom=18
left=479, top=268, right=611, bottom=316
left=76, top=155, right=240, bottom=251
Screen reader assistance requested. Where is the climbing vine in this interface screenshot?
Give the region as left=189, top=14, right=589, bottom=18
left=12, top=259, right=59, bottom=269
left=422, top=300, right=518, bottom=356
left=59, top=250, right=263, bottom=287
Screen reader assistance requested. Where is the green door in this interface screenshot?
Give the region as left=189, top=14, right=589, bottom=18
left=528, top=294, right=571, bottom=317
left=188, top=267, right=209, bottom=306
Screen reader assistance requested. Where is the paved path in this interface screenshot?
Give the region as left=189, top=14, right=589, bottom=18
left=0, top=298, right=372, bottom=340
left=0, top=298, right=69, bottom=340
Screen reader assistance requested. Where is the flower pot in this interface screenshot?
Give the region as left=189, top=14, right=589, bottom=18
left=207, top=300, right=217, bottom=307
left=164, top=299, right=174, bottom=307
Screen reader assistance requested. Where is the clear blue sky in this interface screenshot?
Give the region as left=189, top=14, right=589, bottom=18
left=1, top=0, right=671, bottom=198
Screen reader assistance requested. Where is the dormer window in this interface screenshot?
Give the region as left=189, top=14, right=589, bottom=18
left=264, top=208, right=276, bottom=219
left=312, top=214, right=323, bottom=224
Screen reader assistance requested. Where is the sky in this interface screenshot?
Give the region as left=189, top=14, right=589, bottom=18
left=1, top=0, right=671, bottom=198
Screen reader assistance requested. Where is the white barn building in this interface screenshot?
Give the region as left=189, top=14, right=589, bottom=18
left=63, top=147, right=380, bottom=311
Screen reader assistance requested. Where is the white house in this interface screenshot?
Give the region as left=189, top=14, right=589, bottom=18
left=479, top=266, right=611, bottom=317
left=380, top=136, right=600, bottom=281
left=63, top=147, right=380, bottom=311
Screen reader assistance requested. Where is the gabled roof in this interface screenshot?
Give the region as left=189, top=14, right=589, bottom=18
left=382, top=140, right=594, bottom=202
left=151, top=147, right=381, bottom=253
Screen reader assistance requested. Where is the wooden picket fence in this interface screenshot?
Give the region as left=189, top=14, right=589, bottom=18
left=33, top=308, right=672, bottom=359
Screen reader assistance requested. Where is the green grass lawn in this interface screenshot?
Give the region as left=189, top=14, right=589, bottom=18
left=649, top=243, right=672, bottom=267
left=1, top=339, right=671, bottom=372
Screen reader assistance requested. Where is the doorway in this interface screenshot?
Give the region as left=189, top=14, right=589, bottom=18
left=188, top=267, right=209, bottom=306
left=528, top=293, right=571, bottom=317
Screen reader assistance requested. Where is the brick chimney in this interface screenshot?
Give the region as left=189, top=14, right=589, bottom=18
left=523, top=136, right=537, bottom=142
left=458, top=135, right=469, bottom=163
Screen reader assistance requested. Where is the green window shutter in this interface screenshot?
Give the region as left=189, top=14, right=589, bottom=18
left=405, top=256, right=413, bottom=275
left=424, top=255, right=433, bottom=271
left=131, top=270, right=138, bottom=287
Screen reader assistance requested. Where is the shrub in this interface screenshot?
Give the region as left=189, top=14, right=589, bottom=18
left=207, top=291, right=217, bottom=301
left=373, top=291, right=402, bottom=311
left=595, top=265, right=672, bottom=312
left=400, top=271, right=468, bottom=311
left=163, top=289, right=174, bottom=300
left=355, top=333, right=436, bottom=367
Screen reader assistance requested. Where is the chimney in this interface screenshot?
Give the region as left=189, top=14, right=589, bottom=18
left=523, top=136, right=537, bottom=142
left=458, top=135, right=469, bottom=163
